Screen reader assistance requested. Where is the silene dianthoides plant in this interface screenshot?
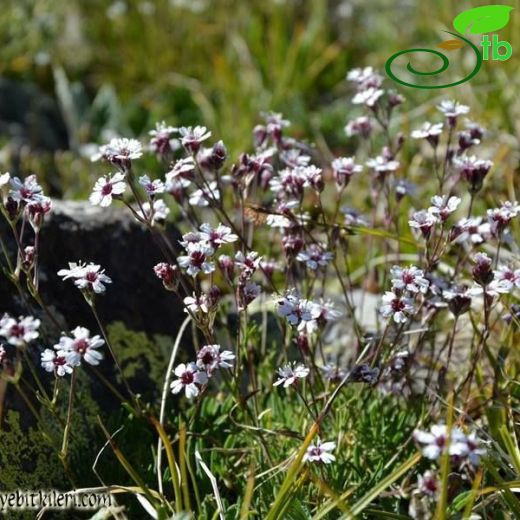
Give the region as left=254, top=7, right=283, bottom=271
left=0, top=66, right=519, bottom=519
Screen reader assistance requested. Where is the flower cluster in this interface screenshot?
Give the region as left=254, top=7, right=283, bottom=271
left=58, top=262, right=112, bottom=295
left=413, top=424, right=485, bottom=467
left=177, top=223, right=238, bottom=277
left=0, top=314, right=40, bottom=347
left=42, top=327, right=105, bottom=376
left=171, top=344, right=235, bottom=398
left=276, top=291, right=342, bottom=334
left=380, top=265, right=429, bottom=323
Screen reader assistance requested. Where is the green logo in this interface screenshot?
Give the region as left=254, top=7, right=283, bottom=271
left=385, top=5, right=513, bottom=89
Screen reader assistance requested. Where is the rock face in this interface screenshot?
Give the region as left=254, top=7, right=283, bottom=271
left=1, top=200, right=185, bottom=336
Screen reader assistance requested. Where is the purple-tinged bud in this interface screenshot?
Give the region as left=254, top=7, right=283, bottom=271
left=296, top=332, right=309, bottom=355
left=218, top=255, right=235, bottom=281
left=153, top=262, right=179, bottom=291
left=282, top=233, right=304, bottom=257
left=22, top=246, right=35, bottom=271
left=253, top=125, right=267, bottom=148
left=472, top=253, right=494, bottom=286
left=5, top=197, right=19, bottom=220
left=208, top=285, right=222, bottom=308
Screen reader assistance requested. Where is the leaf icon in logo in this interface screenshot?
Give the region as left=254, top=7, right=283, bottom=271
left=453, top=5, right=513, bottom=35
left=437, top=39, right=465, bottom=50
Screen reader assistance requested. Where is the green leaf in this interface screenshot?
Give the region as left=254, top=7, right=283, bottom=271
left=453, top=5, right=513, bottom=35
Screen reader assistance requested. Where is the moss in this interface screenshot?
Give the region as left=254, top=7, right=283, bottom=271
left=107, top=321, right=176, bottom=398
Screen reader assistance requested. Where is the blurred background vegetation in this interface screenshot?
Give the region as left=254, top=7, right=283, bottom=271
left=0, top=0, right=519, bottom=199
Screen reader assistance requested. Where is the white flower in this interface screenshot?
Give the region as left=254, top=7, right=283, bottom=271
left=184, top=293, right=210, bottom=313
left=170, top=362, right=208, bottom=398
left=149, top=121, right=178, bottom=154
left=167, top=157, right=196, bottom=177
left=55, top=326, right=104, bottom=366
left=322, top=364, right=347, bottom=383
left=139, top=175, right=165, bottom=196
left=380, top=291, right=414, bottom=323
left=41, top=349, right=74, bottom=377
left=464, top=432, right=486, bottom=466
left=488, top=265, right=520, bottom=294
left=90, top=172, right=126, bottom=207
left=487, top=201, right=520, bottom=236
left=276, top=291, right=320, bottom=328
left=453, top=217, right=491, bottom=245
left=239, top=281, right=262, bottom=310
left=269, top=165, right=322, bottom=197
left=199, top=223, right=238, bottom=247
left=149, top=121, right=177, bottom=138
left=341, top=207, right=368, bottom=226
left=296, top=244, right=333, bottom=270
left=413, top=424, right=467, bottom=460
left=235, top=251, right=262, bottom=279
left=453, top=155, right=493, bottom=192
left=280, top=149, right=311, bottom=168
left=303, top=440, right=336, bottom=464
left=0, top=172, right=10, bottom=188
left=416, top=471, right=439, bottom=497
left=352, top=87, right=384, bottom=107
left=166, top=158, right=195, bottom=189
left=265, top=214, right=293, bottom=228
left=331, top=157, right=362, bottom=187
left=345, top=116, right=372, bottom=138
left=409, top=210, right=438, bottom=236
left=414, top=425, right=484, bottom=466
left=347, top=67, right=383, bottom=89
left=179, top=126, right=211, bottom=152
left=0, top=314, right=40, bottom=347
left=366, top=155, right=400, bottom=174
left=9, top=175, right=44, bottom=204
left=411, top=122, right=443, bottom=140
left=315, top=300, right=343, bottom=322
left=94, top=137, right=143, bottom=163
left=273, top=362, right=310, bottom=387
left=437, top=99, right=470, bottom=118
left=57, top=262, right=87, bottom=280
left=179, top=231, right=205, bottom=249
left=189, top=181, right=220, bottom=207
left=26, top=196, right=52, bottom=230
left=428, top=195, right=460, bottom=221
left=390, top=265, right=429, bottom=294
left=58, top=262, right=112, bottom=294
left=177, top=243, right=215, bottom=277
left=197, top=344, right=235, bottom=372
left=262, top=111, right=290, bottom=135
left=142, top=199, right=170, bottom=224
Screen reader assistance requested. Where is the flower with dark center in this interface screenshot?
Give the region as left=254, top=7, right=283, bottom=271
left=54, top=326, right=104, bottom=366
left=196, top=344, right=235, bottom=373
left=303, top=440, right=336, bottom=464
left=409, top=210, right=438, bottom=238
left=171, top=362, right=208, bottom=399
left=453, top=155, right=492, bottom=193
left=90, top=172, right=126, bottom=207
left=380, top=291, right=414, bottom=323
left=444, top=287, right=472, bottom=316
left=179, top=126, right=211, bottom=154
left=41, top=349, right=73, bottom=377
left=487, top=201, right=520, bottom=236
left=0, top=314, right=40, bottom=347
left=331, top=157, right=362, bottom=188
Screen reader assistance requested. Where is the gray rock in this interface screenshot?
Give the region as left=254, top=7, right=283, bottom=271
left=1, top=199, right=185, bottom=336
